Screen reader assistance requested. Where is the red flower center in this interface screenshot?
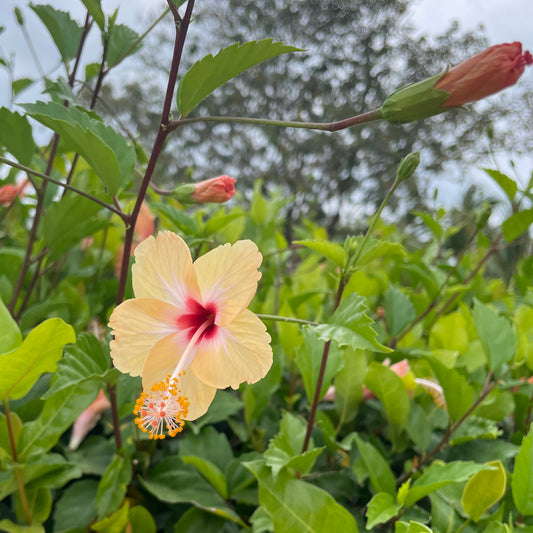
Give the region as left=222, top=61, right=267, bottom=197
left=177, top=299, right=218, bottom=342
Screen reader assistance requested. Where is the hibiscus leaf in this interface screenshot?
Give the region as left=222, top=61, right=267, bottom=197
left=0, top=318, right=75, bottom=400
left=43, top=333, right=113, bottom=399
left=30, top=4, right=83, bottom=61
left=177, top=39, right=303, bottom=117
left=21, top=101, right=135, bottom=194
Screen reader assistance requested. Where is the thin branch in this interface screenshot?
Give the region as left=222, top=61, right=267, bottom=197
left=167, top=108, right=383, bottom=133
left=0, top=156, right=125, bottom=217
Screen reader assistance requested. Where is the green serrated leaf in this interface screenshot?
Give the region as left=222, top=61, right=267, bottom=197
left=412, top=210, right=444, bottom=239
left=106, top=24, right=141, bottom=68
left=461, top=460, right=506, bottom=522
left=473, top=299, right=516, bottom=375
left=294, top=240, right=346, bottom=267
left=0, top=453, right=82, bottom=500
left=42, top=195, right=111, bottom=257
left=428, top=357, right=473, bottom=422
left=177, top=39, right=302, bottom=117
left=180, top=456, right=228, bottom=499
left=245, top=460, right=359, bottom=533
left=512, top=423, right=533, bottom=515
left=30, top=4, right=83, bottom=61
left=81, top=0, right=105, bottom=30
left=296, top=328, right=343, bottom=403
left=313, top=292, right=390, bottom=353
left=0, top=318, right=74, bottom=400
left=22, top=101, right=135, bottom=194
left=95, top=454, right=132, bottom=519
left=17, top=381, right=100, bottom=460
left=43, top=333, right=109, bottom=399
left=12, top=77, right=34, bottom=96
left=502, top=209, right=533, bottom=243
left=139, top=456, right=243, bottom=524
left=384, top=285, right=416, bottom=337
left=364, top=362, right=410, bottom=426
left=482, top=168, right=517, bottom=201
left=354, top=434, right=396, bottom=496
left=0, top=107, right=37, bottom=165
left=334, top=349, right=367, bottom=426
left=354, top=238, right=406, bottom=268
left=264, top=411, right=323, bottom=479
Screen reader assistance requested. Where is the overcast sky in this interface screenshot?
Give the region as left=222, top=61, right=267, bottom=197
left=1, top=0, right=532, bottom=206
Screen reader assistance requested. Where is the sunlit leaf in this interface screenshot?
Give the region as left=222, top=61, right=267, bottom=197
left=0, top=318, right=74, bottom=400
left=461, top=460, right=506, bottom=522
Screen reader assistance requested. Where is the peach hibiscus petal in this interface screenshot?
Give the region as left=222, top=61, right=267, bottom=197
left=193, top=240, right=262, bottom=326
left=109, top=298, right=181, bottom=376
left=132, top=232, right=201, bottom=309
left=191, top=309, right=272, bottom=389
left=141, top=332, right=216, bottom=420
left=178, top=370, right=217, bottom=420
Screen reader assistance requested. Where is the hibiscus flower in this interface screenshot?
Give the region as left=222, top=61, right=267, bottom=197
left=109, top=231, right=272, bottom=438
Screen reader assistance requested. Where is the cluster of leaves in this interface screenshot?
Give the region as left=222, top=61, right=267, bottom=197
left=1, top=1, right=533, bottom=532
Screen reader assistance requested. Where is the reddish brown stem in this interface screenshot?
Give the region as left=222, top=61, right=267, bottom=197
left=8, top=135, right=59, bottom=315
left=302, top=278, right=347, bottom=453
left=115, top=0, right=195, bottom=306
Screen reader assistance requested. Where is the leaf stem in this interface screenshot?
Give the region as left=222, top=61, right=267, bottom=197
left=350, top=176, right=401, bottom=269
left=302, top=277, right=348, bottom=453
left=3, top=397, right=31, bottom=525
left=167, top=108, right=383, bottom=133
left=0, top=156, right=124, bottom=217
left=7, top=135, right=59, bottom=315
left=256, top=314, right=318, bottom=326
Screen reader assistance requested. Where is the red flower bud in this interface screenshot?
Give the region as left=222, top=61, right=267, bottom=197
left=191, top=175, right=236, bottom=203
left=435, top=41, right=533, bottom=107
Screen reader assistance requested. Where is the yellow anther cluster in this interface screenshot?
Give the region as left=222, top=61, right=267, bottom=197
left=134, top=374, right=189, bottom=439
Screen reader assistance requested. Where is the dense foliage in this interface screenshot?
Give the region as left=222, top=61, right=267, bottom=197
left=1, top=1, right=533, bottom=532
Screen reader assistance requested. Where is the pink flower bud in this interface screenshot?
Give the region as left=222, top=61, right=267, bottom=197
left=191, top=175, right=236, bottom=204
left=382, top=41, right=532, bottom=123
left=0, top=179, right=28, bottom=206
left=435, top=41, right=533, bottom=107
left=0, top=185, right=20, bottom=206
left=69, top=389, right=111, bottom=450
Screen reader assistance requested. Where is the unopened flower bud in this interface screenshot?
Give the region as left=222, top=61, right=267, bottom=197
left=173, top=175, right=236, bottom=204
left=381, top=42, right=532, bottom=124
left=397, top=152, right=420, bottom=182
